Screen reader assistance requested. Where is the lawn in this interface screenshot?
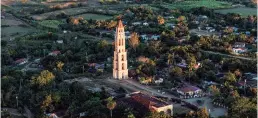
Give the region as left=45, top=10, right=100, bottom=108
left=215, top=7, right=257, bottom=17
left=162, top=0, right=232, bottom=11
left=38, top=20, right=63, bottom=29
left=75, top=13, right=113, bottom=20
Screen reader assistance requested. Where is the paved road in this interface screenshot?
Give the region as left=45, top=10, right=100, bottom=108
left=107, top=78, right=178, bottom=99
left=200, top=50, right=256, bottom=61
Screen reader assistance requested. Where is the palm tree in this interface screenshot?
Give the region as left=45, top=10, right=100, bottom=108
left=167, top=53, right=174, bottom=65
left=106, top=97, right=116, bottom=118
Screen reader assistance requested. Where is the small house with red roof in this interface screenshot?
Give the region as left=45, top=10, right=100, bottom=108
left=130, top=92, right=173, bottom=116
left=232, top=48, right=247, bottom=55
left=48, top=50, right=61, bottom=56
left=15, top=58, right=28, bottom=65
left=177, top=85, right=203, bottom=98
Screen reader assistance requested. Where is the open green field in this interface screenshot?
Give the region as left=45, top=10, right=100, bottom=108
left=215, top=7, right=257, bottom=17
left=75, top=13, right=113, bottom=20
left=162, top=0, right=232, bottom=11
left=1, top=26, right=36, bottom=40
left=1, top=14, right=39, bottom=40
left=38, top=20, right=64, bottom=29
left=32, top=7, right=89, bottom=20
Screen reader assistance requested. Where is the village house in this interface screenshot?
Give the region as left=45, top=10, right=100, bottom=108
left=143, top=22, right=149, bottom=26
left=129, top=92, right=173, bottom=116
left=137, top=56, right=150, bottom=63
left=232, top=47, right=247, bottom=55
left=56, top=40, right=63, bottom=44
left=232, top=42, right=247, bottom=54
left=140, top=34, right=160, bottom=41
left=132, top=22, right=141, bottom=26
left=154, top=78, right=164, bottom=84
left=88, top=63, right=105, bottom=72
left=177, top=85, right=203, bottom=98
left=164, top=16, right=175, bottom=19
left=45, top=110, right=66, bottom=118
left=125, top=0, right=133, bottom=3
left=233, top=42, right=246, bottom=48
left=48, top=50, right=61, bottom=56
left=176, top=60, right=201, bottom=70
left=140, top=34, right=148, bottom=40
left=15, top=58, right=28, bottom=65
left=166, top=23, right=176, bottom=29
left=197, top=15, right=208, bottom=22
left=237, top=79, right=257, bottom=89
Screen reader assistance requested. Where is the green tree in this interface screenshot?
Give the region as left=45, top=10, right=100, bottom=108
left=31, top=70, right=55, bottom=87
left=144, top=111, right=171, bottom=118
left=167, top=53, right=174, bottom=65
left=186, top=54, right=196, bottom=83
left=170, top=67, right=183, bottom=78
left=196, top=107, right=209, bottom=118
left=228, top=97, right=257, bottom=118
left=56, top=61, right=64, bottom=71
left=209, top=85, right=220, bottom=96
left=157, top=15, right=165, bottom=25
left=1, top=40, right=7, bottom=47
left=127, top=112, right=135, bottom=118
left=106, top=97, right=116, bottom=118
left=129, top=32, right=140, bottom=51
left=41, top=95, right=52, bottom=111
left=223, top=72, right=236, bottom=83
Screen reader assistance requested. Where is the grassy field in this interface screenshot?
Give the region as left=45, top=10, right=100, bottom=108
left=31, top=7, right=89, bottom=20
left=75, top=13, right=113, bottom=20
left=1, top=14, right=38, bottom=40
left=162, top=0, right=232, bottom=11
left=38, top=20, right=63, bottom=29
left=215, top=7, right=257, bottom=17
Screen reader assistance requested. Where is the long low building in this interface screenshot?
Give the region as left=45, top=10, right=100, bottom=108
left=129, top=92, right=173, bottom=116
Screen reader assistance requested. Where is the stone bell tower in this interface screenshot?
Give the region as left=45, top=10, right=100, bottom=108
left=113, top=20, right=128, bottom=79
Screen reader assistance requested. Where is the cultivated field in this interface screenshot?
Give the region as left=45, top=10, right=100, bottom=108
left=215, top=7, right=257, bottom=17
left=38, top=20, right=64, bottom=29
left=1, top=13, right=38, bottom=40
left=75, top=13, right=113, bottom=20
left=162, top=0, right=232, bottom=11
left=31, top=7, right=89, bottom=20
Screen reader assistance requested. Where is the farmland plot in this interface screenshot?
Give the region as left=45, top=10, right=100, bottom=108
left=74, top=13, right=113, bottom=20
left=215, top=7, right=257, bottom=17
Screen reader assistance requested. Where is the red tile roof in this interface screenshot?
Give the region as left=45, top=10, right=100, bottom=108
left=15, top=58, right=26, bottom=63
left=51, top=50, right=61, bottom=55
left=178, top=86, right=201, bottom=93
left=131, top=92, right=170, bottom=108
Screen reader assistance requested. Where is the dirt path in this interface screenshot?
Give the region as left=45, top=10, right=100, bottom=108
left=200, top=50, right=256, bottom=61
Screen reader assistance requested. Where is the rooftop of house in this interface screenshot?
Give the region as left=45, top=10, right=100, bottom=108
left=232, top=47, right=247, bottom=50
left=15, top=58, right=27, bottom=63
left=233, top=42, right=246, bottom=45
left=177, top=85, right=202, bottom=93
left=117, top=97, right=149, bottom=118
left=137, top=56, right=150, bottom=63
left=130, top=92, right=171, bottom=108
left=50, top=50, right=61, bottom=55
